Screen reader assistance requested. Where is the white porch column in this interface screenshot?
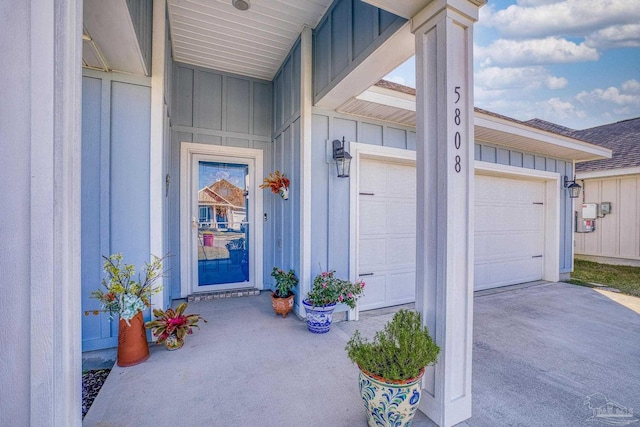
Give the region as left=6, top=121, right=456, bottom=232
left=412, top=1, right=484, bottom=426
left=150, top=0, right=167, bottom=310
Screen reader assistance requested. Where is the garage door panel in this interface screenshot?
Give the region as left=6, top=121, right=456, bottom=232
left=359, top=238, right=386, bottom=271
left=360, top=200, right=386, bottom=235
left=359, top=158, right=417, bottom=311
left=358, top=275, right=386, bottom=310
left=474, top=175, right=544, bottom=290
left=386, top=271, right=415, bottom=305
left=387, top=237, right=416, bottom=268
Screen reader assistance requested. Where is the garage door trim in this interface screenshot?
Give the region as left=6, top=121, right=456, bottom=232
left=475, top=161, right=561, bottom=285
left=349, top=142, right=416, bottom=319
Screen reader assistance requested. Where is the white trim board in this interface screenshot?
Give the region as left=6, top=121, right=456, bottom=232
left=179, top=143, right=264, bottom=298
left=577, top=167, right=640, bottom=180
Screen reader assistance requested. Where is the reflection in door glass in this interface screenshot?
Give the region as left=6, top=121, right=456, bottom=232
left=198, top=161, right=249, bottom=286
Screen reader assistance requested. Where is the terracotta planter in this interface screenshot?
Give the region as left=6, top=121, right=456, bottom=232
left=358, top=367, right=425, bottom=427
left=117, top=311, right=150, bottom=367
left=271, top=293, right=294, bottom=318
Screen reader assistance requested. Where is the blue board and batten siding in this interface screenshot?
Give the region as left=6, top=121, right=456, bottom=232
left=311, top=110, right=416, bottom=279
left=313, top=0, right=406, bottom=103
left=474, top=143, right=575, bottom=273
left=81, top=72, right=151, bottom=351
left=271, top=39, right=302, bottom=286
left=169, top=63, right=274, bottom=296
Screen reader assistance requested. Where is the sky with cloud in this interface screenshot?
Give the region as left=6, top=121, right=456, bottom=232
left=385, top=0, right=640, bottom=130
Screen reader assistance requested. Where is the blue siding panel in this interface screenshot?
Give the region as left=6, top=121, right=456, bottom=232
left=174, top=66, right=194, bottom=126
left=311, top=115, right=330, bottom=273
left=510, top=151, right=523, bottom=167
left=360, top=122, right=383, bottom=145
left=313, top=0, right=406, bottom=103
left=195, top=71, right=222, bottom=130
left=253, top=82, right=271, bottom=136
left=331, top=0, right=351, bottom=80
left=407, top=131, right=417, bottom=151
left=497, top=148, right=510, bottom=165
left=126, top=0, right=152, bottom=74
left=226, top=77, right=251, bottom=134
left=481, top=145, right=497, bottom=163
left=535, top=155, right=546, bottom=170
left=314, top=20, right=331, bottom=99
left=386, top=128, right=407, bottom=149
left=523, top=153, right=535, bottom=169
left=353, top=0, right=376, bottom=58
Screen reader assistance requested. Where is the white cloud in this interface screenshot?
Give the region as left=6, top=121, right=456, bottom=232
left=586, top=24, right=640, bottom=49
left=476, top=37, right=598, bottom=66
left=576, top=86, right=640, bottom=106
left=475, top=66, right=567, bottom=91
left=622, top=80, right=640, bottom=93
left=480, top=0, right=640, bottom=39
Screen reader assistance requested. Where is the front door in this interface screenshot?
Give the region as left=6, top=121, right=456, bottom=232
left=181, top=143, right=263, bottom=296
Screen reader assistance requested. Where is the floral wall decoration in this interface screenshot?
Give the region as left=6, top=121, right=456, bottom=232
left=260, top=170, right=290, bottom=200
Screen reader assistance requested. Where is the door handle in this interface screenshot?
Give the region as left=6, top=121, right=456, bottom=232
left=359, top=272, right=374, bottom=277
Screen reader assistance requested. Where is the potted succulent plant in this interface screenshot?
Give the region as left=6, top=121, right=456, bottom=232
left=345, top=309, right=440, bottom=426
left=91, top=253, right=166, bottom=366
left=303, top=270, right=365, bottom=333
left=144, top=302, right=206, bottom=350
left=270, top=267, right=298, bottom=318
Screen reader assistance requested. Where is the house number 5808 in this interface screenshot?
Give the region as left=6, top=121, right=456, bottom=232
left=454, top=86, right=462, bottom=173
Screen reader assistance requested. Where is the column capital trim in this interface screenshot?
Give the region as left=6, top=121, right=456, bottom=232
left=411, top=0, right=485, bottom=33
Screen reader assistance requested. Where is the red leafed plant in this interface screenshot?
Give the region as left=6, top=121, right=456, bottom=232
left=260, top=170, right=290, bottom=194
left=145, top=302, right=206, bottom=345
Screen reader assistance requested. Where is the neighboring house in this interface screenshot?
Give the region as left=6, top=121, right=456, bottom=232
left=523, top=116, right=640, bottom=265
left=572, top=118, right=640, bottom=265
left=2, top=0, right=611, bottom=425
left=198, top=179, right=247, bottom=230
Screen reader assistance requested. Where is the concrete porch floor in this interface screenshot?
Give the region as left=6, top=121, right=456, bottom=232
left=83, top=282, right=640, bottom=426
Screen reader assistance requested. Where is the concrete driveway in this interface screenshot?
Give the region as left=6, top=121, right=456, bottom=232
left=83, top=282, right=640, bottom=426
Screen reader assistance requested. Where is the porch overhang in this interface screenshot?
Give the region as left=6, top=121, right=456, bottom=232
left=474, top=110, right=612, bottom=163
left=339, top=84, right=612, bottom=163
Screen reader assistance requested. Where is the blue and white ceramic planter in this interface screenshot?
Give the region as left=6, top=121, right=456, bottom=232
left=358, top=367, right=424, bottom=427
left=302, top=300, right=336, bottom=333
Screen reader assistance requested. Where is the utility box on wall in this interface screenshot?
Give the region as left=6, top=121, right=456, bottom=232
left=582, top=203, right=598, bottom=220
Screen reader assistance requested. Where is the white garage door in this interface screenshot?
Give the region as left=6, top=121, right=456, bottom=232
left=357, top=158, right=416, bottom=311
left=474, top=174, right=545, bottom=290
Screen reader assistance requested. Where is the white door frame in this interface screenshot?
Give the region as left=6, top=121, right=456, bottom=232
left=180, top=142, right=264, bottom=297
left=349, top=142, right=417, bottom=319
left=474, top=161, right=561, bottom=284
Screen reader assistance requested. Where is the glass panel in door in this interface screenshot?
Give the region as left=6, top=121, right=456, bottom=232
left=197, top=161, right=249, bottom=287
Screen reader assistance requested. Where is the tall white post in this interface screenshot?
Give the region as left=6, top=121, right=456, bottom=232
left=412, top=1, right=484, bottom=426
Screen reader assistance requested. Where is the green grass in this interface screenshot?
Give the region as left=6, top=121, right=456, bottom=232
left=568, top=259, right=640, bottom=297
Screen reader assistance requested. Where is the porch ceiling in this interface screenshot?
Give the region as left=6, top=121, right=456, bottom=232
left=167, top=0, right=333, bottom=81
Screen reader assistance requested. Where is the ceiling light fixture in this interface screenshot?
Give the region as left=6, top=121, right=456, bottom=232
left=232, top=0, right=250, bottom=11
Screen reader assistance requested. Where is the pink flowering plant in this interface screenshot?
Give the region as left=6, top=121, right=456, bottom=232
left=305, top=270, right=365, bottom=308
left=145, top=302, right=206, bottom=345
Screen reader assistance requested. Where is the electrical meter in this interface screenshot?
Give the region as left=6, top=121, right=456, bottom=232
left=582, top=203, right=598, bottom=220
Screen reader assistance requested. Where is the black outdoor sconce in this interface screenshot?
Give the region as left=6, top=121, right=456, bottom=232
left=564, top=175, right=582, bottom=199
left=332, top=137, right=352, bottom=178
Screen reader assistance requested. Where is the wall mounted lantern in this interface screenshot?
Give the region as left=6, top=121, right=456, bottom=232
left=332, top=137, right=352, bottom=178
left=564, top=175, right=582, bottom=199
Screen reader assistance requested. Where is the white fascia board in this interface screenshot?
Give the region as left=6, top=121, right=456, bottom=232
left=577, top=167, right=640, bottom=180
left=474, top=113, right=612, bottom=160
left=356, top=87, right=416, bottom=111
left=362, top=0, right=431, bottom=19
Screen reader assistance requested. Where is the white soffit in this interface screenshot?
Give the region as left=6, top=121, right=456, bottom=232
left=167, top=0, right=332, bottom=81
left=362, top=0, right=431, bottom=19
left=83, top=0, right=147, bottom=75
